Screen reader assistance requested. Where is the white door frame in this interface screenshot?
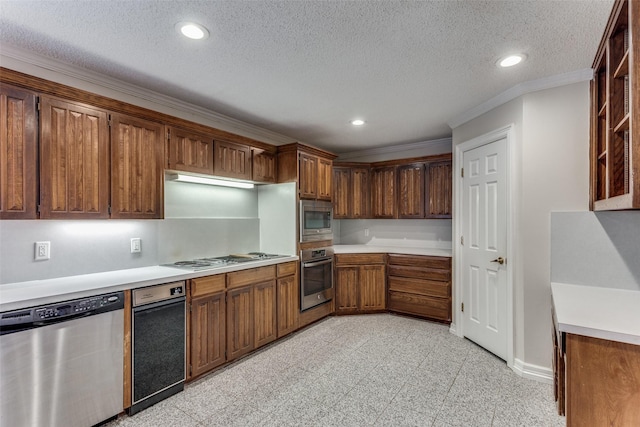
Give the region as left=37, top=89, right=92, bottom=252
left=453, top=124, right=516, bottom=369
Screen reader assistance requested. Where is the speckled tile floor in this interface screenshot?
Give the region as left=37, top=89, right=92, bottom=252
left=106, top=314, right=565, bottom=427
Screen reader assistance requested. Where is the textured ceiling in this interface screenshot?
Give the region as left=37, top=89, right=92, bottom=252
left=0, top=0, right=613, bottom=154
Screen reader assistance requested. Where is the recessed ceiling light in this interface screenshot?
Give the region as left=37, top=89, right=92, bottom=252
left=176, top=22, right=209, bottom=40
left=351, top=119, right=365, bottom=126
left=498, top=54, right=525, bottom=68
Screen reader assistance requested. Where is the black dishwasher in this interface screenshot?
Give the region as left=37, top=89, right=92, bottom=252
left=129, top=281, right=186, bottom=415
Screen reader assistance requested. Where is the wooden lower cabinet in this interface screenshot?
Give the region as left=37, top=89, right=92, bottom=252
left=226, top=285, right=254, bottom=361
left=559, top=333, right=640, bottom=426
left=190, top=292, right=225, bottom=378
left=335, top=254, right=386, bottom=314
left=254, top=280, right=277, bottom=348
left=277, top=262, right=299, bottom=338
left=387, top=254, right=451, bottom=323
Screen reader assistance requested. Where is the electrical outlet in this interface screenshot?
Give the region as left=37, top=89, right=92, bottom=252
left=364, top=228, right=370, bottom=237
left=35, top=241, right=51, bottom=261
left=130, top=238, right=141, bottom=253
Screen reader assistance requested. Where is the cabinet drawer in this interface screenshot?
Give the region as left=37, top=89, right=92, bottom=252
left=335, top=253, right=386, bottom=266
left=388, top=265, right=451, bottom=282
left=228, top=266, right=276, bottom=289
left=277, top=261, right=297, bottom=277
left=388, top=291, right=451, bottom=322
left=191, top=274, right=225, bottom=297
left=388, top=276, right=450, bottom=298
left=388, top=254, right=451, bottom=269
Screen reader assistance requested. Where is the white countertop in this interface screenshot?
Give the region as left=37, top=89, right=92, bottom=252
left=0, top=256, right=298, bottom=312
left=333, top=244, right=452, bottom=257
left=551, top=282, right=640, bottom=346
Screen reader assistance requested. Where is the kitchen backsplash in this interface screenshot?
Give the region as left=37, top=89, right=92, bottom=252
left=0, top=219, right=260, bottom=284
left=551, top=211, right=640, bottom=290
left=335, top=219, right=452, bottom=249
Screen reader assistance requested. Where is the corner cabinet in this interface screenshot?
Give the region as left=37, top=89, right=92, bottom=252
left=0, top=83, right=37, bottom=219
left=252, top=148, right=277, bottom=183
left=387, top=254, right=452, bottom=323
left=591, top=0, right=639, bottom=210
left=110, top=114, right=164, bottom=219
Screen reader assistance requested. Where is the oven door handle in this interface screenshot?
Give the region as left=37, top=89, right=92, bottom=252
left=302, top=258, right=333, bottom=268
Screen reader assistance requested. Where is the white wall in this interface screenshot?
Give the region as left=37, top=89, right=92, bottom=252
left=452, top=81, right=591, bottom=375
left=551, top=211, right=640, bottom=290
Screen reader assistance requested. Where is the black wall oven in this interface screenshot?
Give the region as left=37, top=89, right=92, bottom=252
left=300, top=247, right=334, bottom=311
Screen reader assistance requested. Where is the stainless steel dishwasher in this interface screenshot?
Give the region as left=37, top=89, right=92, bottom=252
left=0, top=291, right=125, bottom=427
left=129, top=281, right=186, bottom=415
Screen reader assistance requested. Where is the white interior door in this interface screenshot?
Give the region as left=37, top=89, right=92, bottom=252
left=461, top=138, right=508, bottom=360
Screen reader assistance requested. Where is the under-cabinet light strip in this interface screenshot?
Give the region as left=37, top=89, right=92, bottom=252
left=170, top=174, right=255, bottom=189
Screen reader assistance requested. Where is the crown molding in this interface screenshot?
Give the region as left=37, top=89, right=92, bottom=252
left=0, top=45, right=296, bottom=145
left=336, top=137, right=452, bottom=161
left=447, top=68, right=594, bottom=129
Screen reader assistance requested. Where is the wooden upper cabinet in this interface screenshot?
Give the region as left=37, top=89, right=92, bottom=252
left=371, top=166, right=396, bottom=218
left=332, top=167, right=351, bottom=218
left=317, top=157, right=332, bottom=200
left=213, top=140, right=251, bottom=180
left=426, top=160, right=452, bottom=218
left=298, top=152, right=318, bottom=199
left=333, top=165, right=370, bottom=219
left=351, top=167, right=370, bottom=218
left=397, top=163, right=425, bottom=219
left=252, top=148, right=277, bottom=183
left=0, top=84, right=37, bottom=219
left=39, top=97, right=110, bottom=219
left=110, top=113, right=164, bottom=219
left=168, top=126, right=213, bottom=175
left=590, top=0, right=639, bottom=210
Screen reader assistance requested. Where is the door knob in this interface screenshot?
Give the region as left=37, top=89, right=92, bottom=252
left=490, top=257, right=505, bottom=265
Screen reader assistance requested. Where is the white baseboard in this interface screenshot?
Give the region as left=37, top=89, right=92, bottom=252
left=448, top=322, right=457, bottom=336
left=512, top=358, right=553, bottom=384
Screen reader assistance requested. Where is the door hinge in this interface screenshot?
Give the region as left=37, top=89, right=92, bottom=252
left=107, top=114, right=111, bottom=127
left=108, top=205, right=112, bottom=215
left=36, top=99, right=41, bottom=111
left=36, top=204, right=41, bottom=214
left=461, top=302, right=464, bottom=312
left=460, top=236, right=464, bottom=245
left=189, top=364, right=192, bottom=376
left=461, top=167, right=464, bottom=178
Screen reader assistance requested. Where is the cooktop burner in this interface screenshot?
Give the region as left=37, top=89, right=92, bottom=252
left=163, top=253, right=287, bottom=271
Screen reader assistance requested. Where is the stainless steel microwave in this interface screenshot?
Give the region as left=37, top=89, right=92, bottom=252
left=300, top=200, right=333, bottom=242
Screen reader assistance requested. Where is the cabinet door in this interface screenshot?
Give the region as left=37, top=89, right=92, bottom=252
left=168, top=126, right=213, bottom=175
left=351, top=167, right=370, bottom=218
left=254, top=280, right=277, bottom=349
left=110, top=114, right=164, bottom=219
left=40, top=97, right=110, bottom=218
left=190, top=293, right=226, bottom=378
left=252, top=148, right=277, bottom=183
left=0, top=84, right=37, bottom=219
left=335, top=267, right=359, bottom=313
left=426, top=160, right=452, bottom=218
left=359, top=265, right=386, bottom=311
left=317, top=157, right=333, bottom=200
left=226, top=285, right=254, bottom=361
left=277, top=274, right=299, bottom=338
left=298, top=152, right=318, bottom=199
left=332, top=167, right=351, bottom=218
left=397, top=163, right=425, bottom=218
left=214, top=140, right=251, bottom=180
left=371, top=166, right=396, bottom=218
